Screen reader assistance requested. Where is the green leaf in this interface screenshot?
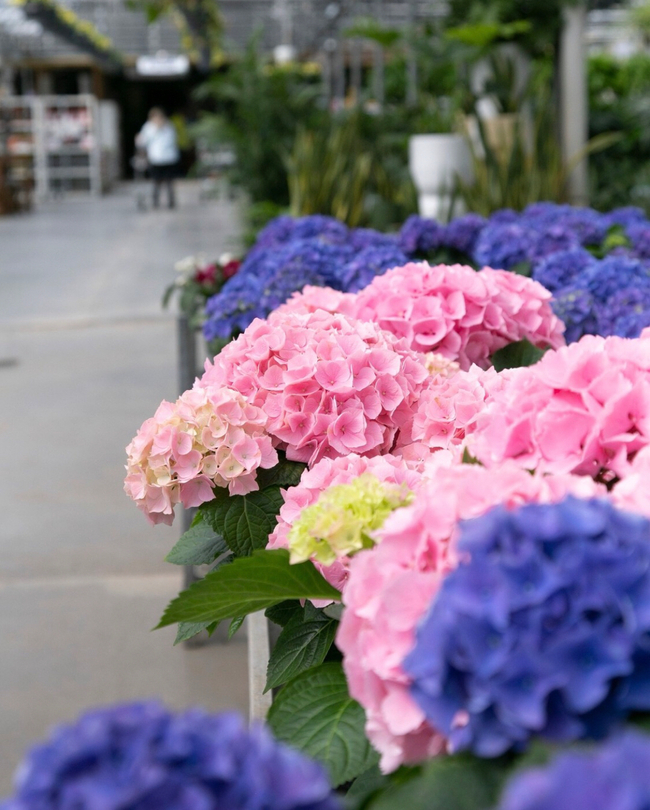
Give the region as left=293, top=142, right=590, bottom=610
left=265, top=600, right=303, bottom=628
left=344, top=765, right=389, bottom=810
left=462, top=447, right=482, bottom=466
left=222, top=487, right=285, bottom=556
left=228, top=615, right=246, bottom=638
left=173, top=620, right=218, bottom=645
left=265, top=604, right=338, bottom=692
left=165, top=517, right=228, bottom=566
left=199, top=487, right=284, bottom=558
left=491, top=338, right=547, bottom=372
left=256, top=455, right=307, bottom=489
left=367, top=754, right=509, bottom=810
left=268, top=662, right=378, bottom=787
left=157, top=550, right=341, bottom=627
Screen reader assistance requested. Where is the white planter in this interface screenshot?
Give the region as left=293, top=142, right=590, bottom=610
left=408, top=133, right=473, bottom=221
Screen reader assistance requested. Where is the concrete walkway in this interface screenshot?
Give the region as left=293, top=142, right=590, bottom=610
left=0, top=183, right=248, bottom=793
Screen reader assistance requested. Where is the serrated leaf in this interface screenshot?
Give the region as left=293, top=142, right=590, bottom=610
left=256, top=455, right=307, bottom=489
left=367, top=754, right=508, bottom=810
left=265, top=600, right=303, bottom=628
left=174, top=620, right=218, bottom=645
left=198, top=487, right=284, bottom=558
left=229, top=615, right=245, bottom=638
left=268, top=662, right=378, bottom=787
left=165, top=518, right=228, bottom=566
left=491, top=338, right=547, bottom=372
left=222, top=488, right=285, bottom=556
left=157, top=550, right=341, bottom=627
left=265, top=605, right=337, bottom=691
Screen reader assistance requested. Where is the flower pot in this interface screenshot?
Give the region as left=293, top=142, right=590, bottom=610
left=408, top=133, right=472, bottom=221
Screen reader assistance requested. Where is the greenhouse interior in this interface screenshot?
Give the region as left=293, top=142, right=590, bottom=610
left=4, top=0, right=650, bottom=808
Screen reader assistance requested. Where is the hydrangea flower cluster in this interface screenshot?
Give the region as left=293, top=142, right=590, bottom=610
left=124, top=386, right=277, bottom=525
left=269, top=285, right=357, bottom=321
left=348, top=263, right=564, bottom=369
left=405, top=497, right=650, bottom=757
left=203, top=216, right=407, bottom=342
left=496, top=731, right=650, bottom=810
left=469, top=333, right=650, bottom=481
left=0, top=703, right=340, bottom=810
left=397, top=365, right=502, bottom=452
left=198, top=310, right=430, bottom=466
left=268, top=452, right=426, bottom=591
left=287, top=473, right=414, bottom=566
left=337, top=461, right=602, bottom=772
left=398, top=214, right=487, bottom=258
left=612, top=445, right=650, bottom=517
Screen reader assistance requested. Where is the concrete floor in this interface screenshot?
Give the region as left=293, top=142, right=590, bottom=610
left=0, top=183, right=249, bottom=794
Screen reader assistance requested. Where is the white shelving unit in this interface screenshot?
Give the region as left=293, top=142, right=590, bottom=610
left=0, top=94, right=120, bottom=201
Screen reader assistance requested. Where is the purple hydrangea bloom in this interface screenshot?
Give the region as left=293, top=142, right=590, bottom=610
left=348, top=228, right=399, bottom=252
left=399, top=215, right=445, bottom=256
left=551, top=286, right=599, bottom=343
left=489, top=208, right=519, bottom=225
left=605, top=206, right=647, bottom=228
left=572, top=256, right=650, bottom=304
left=404, top=497, right=650, bottom=758
left=441, top=214, right=487, bottom=255
left=627, top=223, right=650, bottom=260
left=290, top=215, right=349, bottom=244
left=473, top=222, right=537, bottom=269
left=254, top=215, right=297, bottom=249
left=532, top=249, right=595, bottom=293
left=0, top=703, right=340, bottom=810
left=202, top=239, right=343, bottom=340
left=526, top=225, right=582, bottom=266
left=339, top=245, right=409, bottom=292
left=497, top=731, right=650, bottom=810
left=595, top=283, right=650, bottom=336
left=521, top=204, right=607, bottom=247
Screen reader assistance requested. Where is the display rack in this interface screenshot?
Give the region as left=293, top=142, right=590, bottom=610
left=0, top=94, right=119, bottom=201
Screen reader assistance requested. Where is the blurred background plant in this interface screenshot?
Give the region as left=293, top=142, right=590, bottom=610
left=589, top=51, right=650, bottom=214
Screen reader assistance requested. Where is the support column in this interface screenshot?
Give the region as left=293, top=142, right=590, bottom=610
left=559, top=3, right=588, bottom=205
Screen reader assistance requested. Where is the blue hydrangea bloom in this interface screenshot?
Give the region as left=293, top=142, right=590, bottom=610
left=347, top=228, right=399, bottom=252
left=552, top=286, right=599, bottom=343
left=526, top=225, right=582, bottom=266
left=202, top=238, right=353, bottom=340
left=571, top=256, right=650, bottom=304
left=0, top=704, right=340, bottom=810
left=497, top=731, right=650, bottom=810
left=595, top=283, right=650, bottom=336
left=399, top=215, right=445, bottom=256
left=627, top=223, right=650, bottom=260
left=404, top=497, right=650, bottom=758
left=605, top=206, right=647, bottom=228
left=521, top=204, right=607, bottom=248
left=473, top=222, right=537, bottom=269
left=339, top=245, right=409, bottom=292
left=489, top=208, right=519, bottom=225
left=441, top=214, right=487, bottom=255
left=532, top=249, right=595, bottom=293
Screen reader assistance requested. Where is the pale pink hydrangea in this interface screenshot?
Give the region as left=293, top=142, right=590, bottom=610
left=336, top=459, right=604, bottom=773
left=423, top=352, right=461, bottom=379
left=268, top=453, right=428, bottom=591
left=124, top=387, right=277, bottom=525
left=469, top=334, right=650, bottom=481
left=196, top=311, right=430, bottom=466
left=612, top=445, right=650, bottom=516
left=347, top=262, right=565, bottom=370
left=268, top=285, right=357, bottom=321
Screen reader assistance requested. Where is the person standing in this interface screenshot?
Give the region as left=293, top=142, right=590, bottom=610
left=136, top=108, right=180, bottom=209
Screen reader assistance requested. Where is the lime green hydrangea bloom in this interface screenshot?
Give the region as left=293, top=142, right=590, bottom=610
left=287, top=473, right=414, bottom=566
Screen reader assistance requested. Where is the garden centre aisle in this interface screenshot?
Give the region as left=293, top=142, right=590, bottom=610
left=0, top=183, right=248, bottom=793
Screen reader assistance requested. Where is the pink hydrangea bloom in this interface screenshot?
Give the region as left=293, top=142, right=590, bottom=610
left=396, top=365, right=506, bottom=453
left=612, top=445, right=650, bottom=516
left=469, top=334, right=650, bottom=481
left=197, top=311, right=430, bottom=465
left=337, top=459, right=604, bottom=773
left=124, top=387, right=277, bottom=525
left=269, top=286, right=357, bottom=321
left=268, top=453, right=427, bottom=591
left=347, top=262, right=565, bottom=370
